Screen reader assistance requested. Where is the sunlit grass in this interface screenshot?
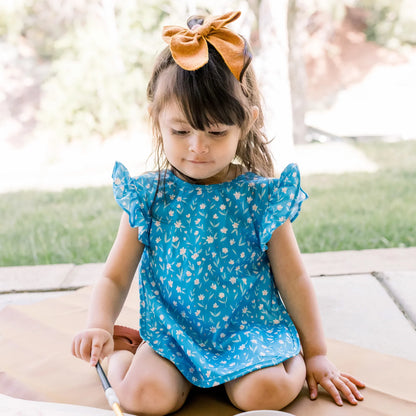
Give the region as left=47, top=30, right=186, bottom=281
left=294, top=140, right=416, bottom=252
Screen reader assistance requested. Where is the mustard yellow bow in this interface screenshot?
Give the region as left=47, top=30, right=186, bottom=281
left=162, top=11, right=246, bottom=81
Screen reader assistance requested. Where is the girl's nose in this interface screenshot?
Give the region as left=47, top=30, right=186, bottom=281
left=189, top=134, right=209, bottom=154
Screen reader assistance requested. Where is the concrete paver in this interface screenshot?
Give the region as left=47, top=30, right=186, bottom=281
left=375, top=271, right=416, bottom=328
left=0, top=264, right=75, bottom=293
left=61, top=263, right=105, bottom=289
left=302, top=247, right=416, bottom=276
left=313, top=274, right=416, bottom=362
left=0, top=291, right=67, bottom=311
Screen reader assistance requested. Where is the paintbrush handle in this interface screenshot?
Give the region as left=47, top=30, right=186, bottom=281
left=96, top=361, right=111, bottom=390
left=96, top=361, right=124, bottom=416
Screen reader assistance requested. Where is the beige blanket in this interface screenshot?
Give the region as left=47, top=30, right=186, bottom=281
left=0, top=286, right=415, bottom=415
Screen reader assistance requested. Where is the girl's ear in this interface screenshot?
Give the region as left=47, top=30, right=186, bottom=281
left=251, top=106, right=259, bottom=123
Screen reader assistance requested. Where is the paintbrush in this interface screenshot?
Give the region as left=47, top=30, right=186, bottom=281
left=96, top=361, right=124, bottom=416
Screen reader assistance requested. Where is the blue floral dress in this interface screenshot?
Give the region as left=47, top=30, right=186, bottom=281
left=112, top=162, right=307, bottom=388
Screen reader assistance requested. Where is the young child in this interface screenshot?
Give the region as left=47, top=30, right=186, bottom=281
left=72, top=11, right=365, bottom=415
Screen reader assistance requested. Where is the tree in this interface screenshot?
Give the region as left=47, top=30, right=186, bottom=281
left=254, top=0, right=296, bottom=171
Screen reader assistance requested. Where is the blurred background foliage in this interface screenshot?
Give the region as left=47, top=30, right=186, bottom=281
left=0, top=0, right=415, bottom=142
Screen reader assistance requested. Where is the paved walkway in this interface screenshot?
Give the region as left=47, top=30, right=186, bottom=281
left=0, top=247, right=415, bottom=361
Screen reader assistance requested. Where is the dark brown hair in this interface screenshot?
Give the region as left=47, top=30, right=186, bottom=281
left=147, top=33, right=275, bottom=177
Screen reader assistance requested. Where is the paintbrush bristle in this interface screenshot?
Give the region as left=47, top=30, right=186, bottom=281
left=112, top=402, right=124, bottom=416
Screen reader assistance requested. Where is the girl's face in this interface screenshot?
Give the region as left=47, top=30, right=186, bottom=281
left=158, top=101, right=243, bottom=184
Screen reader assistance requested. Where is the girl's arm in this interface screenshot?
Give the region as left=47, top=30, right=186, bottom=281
left=267, top=220, right=364, bottom=406
left=72, top=212, right=144, bottom=365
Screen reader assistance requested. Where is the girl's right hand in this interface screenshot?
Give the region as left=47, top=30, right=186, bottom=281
left=71, top=328, right=114, bottom=366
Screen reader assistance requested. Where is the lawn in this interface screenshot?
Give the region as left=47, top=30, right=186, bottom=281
left=0, top=140, right=415, bottom=266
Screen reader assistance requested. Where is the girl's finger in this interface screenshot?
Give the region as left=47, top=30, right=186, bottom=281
left=333, top=377, right=358, bottom=405
left=320, top=378, right=343, bottom=406
left=306, top=375, right=318, bottom=400
left=341, top=372, right=366, bottom=388
left=80, top=337, right=92, bottom=363
left=90, top=338, right=103, bottom=366
left=341, top=375, right=364, bottom=401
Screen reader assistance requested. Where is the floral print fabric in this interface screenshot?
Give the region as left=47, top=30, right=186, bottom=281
left=112, top=162, right=308, bottom=387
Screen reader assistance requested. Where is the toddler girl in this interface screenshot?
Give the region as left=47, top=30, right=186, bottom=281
left=72, top=11, right=364, bottom=415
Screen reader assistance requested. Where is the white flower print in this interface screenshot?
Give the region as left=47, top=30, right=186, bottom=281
left=112, top=163, right=305, bottom=388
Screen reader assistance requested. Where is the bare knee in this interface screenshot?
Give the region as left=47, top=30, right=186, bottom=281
left=117, top=370, right=189, bottom=415
left=107, top=348, right=190, bottom=415
left=226, top=356, right=306, bottom=411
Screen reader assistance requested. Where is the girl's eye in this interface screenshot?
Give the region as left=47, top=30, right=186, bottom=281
left=172, top=129, right=189, bottom=136
left=209, top=130, right=227, bottom=137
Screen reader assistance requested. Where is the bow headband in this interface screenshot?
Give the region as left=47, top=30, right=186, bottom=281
left=162, top=11, right=246, bottom=81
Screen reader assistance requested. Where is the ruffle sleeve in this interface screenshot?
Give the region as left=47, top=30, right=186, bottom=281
left=112, top=161, right=153, bottom=245
left=259, top=163, right=308, bottom=250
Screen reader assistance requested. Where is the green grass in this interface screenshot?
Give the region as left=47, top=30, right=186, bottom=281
left=0, top=187, right=121, bottom=266
left=0, top=141, right=415, bottom=266
left=293, top=140, right=416, bottom=252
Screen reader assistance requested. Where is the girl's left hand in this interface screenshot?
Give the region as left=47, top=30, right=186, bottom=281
left=305, top=355, right=365, bottom=406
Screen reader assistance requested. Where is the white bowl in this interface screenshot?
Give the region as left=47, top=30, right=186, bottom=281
left=234, top=411, right=294, bottom=416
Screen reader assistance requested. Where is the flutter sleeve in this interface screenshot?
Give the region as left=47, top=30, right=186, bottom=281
left=259, top=163, right=308, bottom=250
left=112, top=161, right=154, bottom=245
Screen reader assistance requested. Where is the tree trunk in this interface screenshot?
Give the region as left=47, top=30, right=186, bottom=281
left=255, top=0, right=295, bottom=172
left=288, top=0, right=307, bottom=144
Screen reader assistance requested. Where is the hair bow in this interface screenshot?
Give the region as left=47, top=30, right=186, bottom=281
left=162, top=11, right=246, bottom=81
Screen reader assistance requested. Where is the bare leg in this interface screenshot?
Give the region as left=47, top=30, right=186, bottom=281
left=107, top=343, right=192, bottom=416
left=225, top=354, right=306, bottom=411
